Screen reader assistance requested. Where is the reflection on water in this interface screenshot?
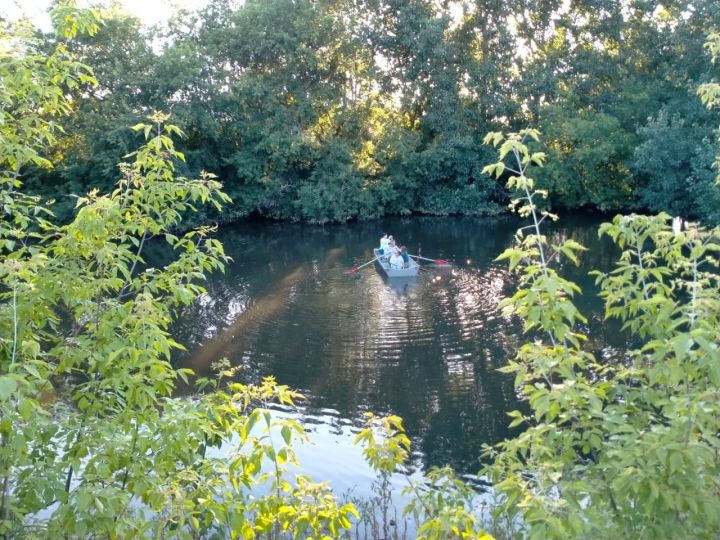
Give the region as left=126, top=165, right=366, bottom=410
left=171, top=213, right=624, bottom=482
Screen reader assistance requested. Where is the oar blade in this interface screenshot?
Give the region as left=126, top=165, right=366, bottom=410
left=345, top=255, right=379, bottom=274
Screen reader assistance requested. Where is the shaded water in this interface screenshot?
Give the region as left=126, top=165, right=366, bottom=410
left=172, top=213, right=624, bottom=495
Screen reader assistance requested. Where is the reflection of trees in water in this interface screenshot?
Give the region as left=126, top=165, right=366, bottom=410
left=184, top=265, right=309, bottom=373
left=399, top=267, right=522, bottom=473
left=169, top=214, right=620, bottom=475
left=171, top=222, right=363, bottom=353
left=260, top=263, right=525, bottom=474
left=181, top=246, right=348, bottom=375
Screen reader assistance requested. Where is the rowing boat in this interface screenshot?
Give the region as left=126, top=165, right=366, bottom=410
left=373, top=248, right=420, bottom=278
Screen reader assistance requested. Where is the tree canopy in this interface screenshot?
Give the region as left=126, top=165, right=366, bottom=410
left=13, top=0, right=720, bottom=224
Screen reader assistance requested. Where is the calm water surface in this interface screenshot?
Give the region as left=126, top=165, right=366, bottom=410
left=171, top=213, right=624, bottom=497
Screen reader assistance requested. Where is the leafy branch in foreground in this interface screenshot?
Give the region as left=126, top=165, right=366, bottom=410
left=698, top=31, right=720, bottom=186
left=481, top=130, right=720, bottom=540
left=354, top=414, right=494, bottom=540
left=1, top=10, right=358, bottom=536
left=1, top=102, right=360, bottom=537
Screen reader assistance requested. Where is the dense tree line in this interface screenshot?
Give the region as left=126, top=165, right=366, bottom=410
left=20, top=0, right=720, bottom=223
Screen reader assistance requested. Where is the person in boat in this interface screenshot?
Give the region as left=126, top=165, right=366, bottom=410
left=387, top=236, right=399, bottom=256
left=389, top=251, right=404, bottom=269
left=400, top=246, right=410, bottom=268
left=379, top=233, right=389, bottom=255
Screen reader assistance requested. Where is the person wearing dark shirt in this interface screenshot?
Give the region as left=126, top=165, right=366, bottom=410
left=400, top=246, right=410, bottom=268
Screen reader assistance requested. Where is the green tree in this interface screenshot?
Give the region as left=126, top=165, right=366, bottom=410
left=528, top=1, right=720, bottom=213
left=481, top=129, right=720, bottom=539
left=632, top=102, right=720, bottom=223
left=699, top=31, right=720, bottom=186
left=171, top=0, right=358, bottom=222
left=19, top=5, right=164, bottom=222
left=17, top=0, right=720, bottom=223
left=1, top=9, right=357, bottom=537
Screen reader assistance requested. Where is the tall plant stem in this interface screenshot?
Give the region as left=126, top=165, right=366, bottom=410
left=685, top=253, right=700, bottom=448
left=11, top=287, right=17, bottom=368
left=511, top=145, right=557, bottom=356
left=1, top=431, right=9, bottom=539
left=0, top=466, right=10, bottom=540
left=118, top=230, right=147, bottom=299
left=1, top=287, right=19, bottom=536
left=402, top=472, right=432, bottom=516
left=513, top=147, right=550, bottom=279
left=121, top=422, right=140, bottom=491
left=636, top=239, right=649, bottom=301
left=65, top=416, right=87, bottom=493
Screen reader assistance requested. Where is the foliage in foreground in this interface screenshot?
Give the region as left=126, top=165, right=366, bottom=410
left=1, top=10, right=358, bottom=538
left=481, top=130, right=720, bottom=539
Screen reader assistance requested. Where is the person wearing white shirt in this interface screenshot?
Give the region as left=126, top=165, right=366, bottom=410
left=387, top=235, right=399, bottom=256
left=379, top=233, right=389, bottom=254
left=389, top=252, right=404, bottom=269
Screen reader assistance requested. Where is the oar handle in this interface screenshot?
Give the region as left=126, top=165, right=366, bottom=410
left=409, top=254, right=450, bottom=265
left=409, top=254, right=438, bottom=262
left=347, top=256, right=379, bottom=273
left=355, top=257, right=378, bottom=270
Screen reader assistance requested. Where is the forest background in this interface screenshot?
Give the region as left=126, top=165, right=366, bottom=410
left=17, top=0, right=720, bottom=225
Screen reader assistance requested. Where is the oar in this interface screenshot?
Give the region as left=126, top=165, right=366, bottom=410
left=345, top=256, right=379, bottom=274
left=409, top=254, right=451, bottom=266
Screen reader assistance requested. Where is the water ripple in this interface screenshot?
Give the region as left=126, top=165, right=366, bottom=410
left=171, top=214, right=618, bottom=476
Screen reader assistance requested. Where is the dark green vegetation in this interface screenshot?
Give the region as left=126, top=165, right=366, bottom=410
left=19, top=0, right=720, bottom=224
left=4, top=2, right=720, bottom=540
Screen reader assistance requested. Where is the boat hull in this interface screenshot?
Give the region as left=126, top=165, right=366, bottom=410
left=373, top=248, right=420, bottom=277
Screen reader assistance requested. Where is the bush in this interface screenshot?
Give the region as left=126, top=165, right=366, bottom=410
left=482, top=129, right=720, bottom=539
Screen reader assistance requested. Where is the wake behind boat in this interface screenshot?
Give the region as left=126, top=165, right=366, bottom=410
left=373, top=248, right=420, bottom=277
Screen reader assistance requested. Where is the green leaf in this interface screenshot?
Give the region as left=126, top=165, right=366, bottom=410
left=0, top=376, right=17, bottom=400
left=281, top=425, right=291, bottom=445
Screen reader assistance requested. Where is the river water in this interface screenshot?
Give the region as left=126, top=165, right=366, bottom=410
left=172, top=213, right=625, bottom=499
